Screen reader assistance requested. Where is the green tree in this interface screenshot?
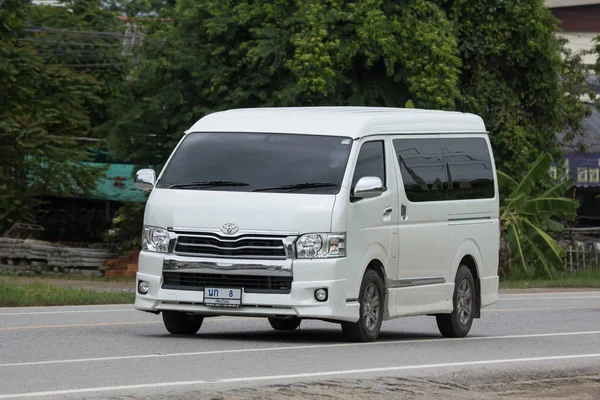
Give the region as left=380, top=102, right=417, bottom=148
left=102, top=0, right=592, bottom=178
left=24, top=0, right=131, bottom=138
left=592, top=34, right=600, bottom=103
left=98, top=0, right=595, bottom=256
left=0, top=0, right=104, bottom=232
left=103, top=202, right=145, bottom=252
left=101, top=0, right=462, bottom=168
left=498, top=153, right=578, bottom=279
left=446, top=0, right=593, bottom=174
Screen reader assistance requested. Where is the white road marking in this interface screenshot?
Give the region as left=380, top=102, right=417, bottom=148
left=484, top=305, right=600, bottom=312
left=0, top=304, right=132, bottom=312
left=0, top=309, right=135, bottom=316
left=500, top=295, right=600, bottom=301
left=0, top=317, right=265, bottom=331
left=500, top=291, right=600, bottom=297
left=1, top=330, right=599, bottom=368
left=1, top=353, right=599, bottom=399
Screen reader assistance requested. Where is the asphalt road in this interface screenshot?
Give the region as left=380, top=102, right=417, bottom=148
left=0, top=291, right=599, bottom=399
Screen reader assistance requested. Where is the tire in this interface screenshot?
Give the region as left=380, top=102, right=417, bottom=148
left=342, top=269, right=384, bottom=342
left=436, top=265, right=475, bottom=338
left=268, top=317, right=301, bottom=331
left=162, top=311, right=204, bottom=335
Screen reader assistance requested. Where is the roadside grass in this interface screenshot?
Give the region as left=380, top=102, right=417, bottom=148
left=0, top=279, right=134, bottom=307
left=0, top=271, right=134, bottom=283
left=500, top=269, right=600, bottom=289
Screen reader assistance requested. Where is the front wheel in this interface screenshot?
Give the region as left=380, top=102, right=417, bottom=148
left=162, top=311, right=204, bottom=335
left=436, top=265, right=475, bottom=338
left=341, top=269, right=384, bottom=342
left=268, top=317, right=301, bottom=331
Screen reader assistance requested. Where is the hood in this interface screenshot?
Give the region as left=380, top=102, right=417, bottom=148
left=144, top=188, right=336, bottom=234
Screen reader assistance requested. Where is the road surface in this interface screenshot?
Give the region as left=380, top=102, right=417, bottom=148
left=0, top=291, right=599, bottom=399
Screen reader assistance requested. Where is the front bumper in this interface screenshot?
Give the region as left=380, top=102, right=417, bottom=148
left=134, top=251, right=360, bottom=322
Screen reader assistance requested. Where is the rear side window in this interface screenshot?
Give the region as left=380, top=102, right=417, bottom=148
left=351, top=141, right=386, bottom=189
left=441, top=138, right=495, bottom=200
left=393, top=138, right=446, bottom=202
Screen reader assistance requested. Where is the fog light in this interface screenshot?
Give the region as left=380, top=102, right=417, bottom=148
left=138, top=281, right=149, bottom=295
left=314, top=288, right=328, bottom=302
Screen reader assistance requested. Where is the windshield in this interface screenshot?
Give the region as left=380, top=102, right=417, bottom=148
left=156, top=132, right=354, bottom=194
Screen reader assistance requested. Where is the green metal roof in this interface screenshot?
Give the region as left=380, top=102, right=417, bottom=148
left=84, top=162, right=148, bottom=203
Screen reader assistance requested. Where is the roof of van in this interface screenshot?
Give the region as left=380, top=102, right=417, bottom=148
left=185, top=107, right=487, bottom=138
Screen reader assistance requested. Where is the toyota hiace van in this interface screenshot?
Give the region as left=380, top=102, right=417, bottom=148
left=134, top=107, right=500, bottom=342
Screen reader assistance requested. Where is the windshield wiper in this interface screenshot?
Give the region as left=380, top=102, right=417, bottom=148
left=253, top=182, right=338, bottom=192
left=169, top=181, right=249, bottom=189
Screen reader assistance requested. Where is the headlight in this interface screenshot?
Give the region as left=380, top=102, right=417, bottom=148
left=142, top=226, right=170, bottom=253
left=296, top=233, right=345, bottom=259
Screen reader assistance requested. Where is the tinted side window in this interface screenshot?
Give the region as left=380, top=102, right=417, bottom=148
left=351, top=141, right=386, bottom=189
left=441, top=137, right=495, bottom=200
left=393, top=138, right=447, bottom=202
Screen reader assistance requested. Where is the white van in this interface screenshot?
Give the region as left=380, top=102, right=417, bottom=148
left=134, top=107, right=500, bottom=342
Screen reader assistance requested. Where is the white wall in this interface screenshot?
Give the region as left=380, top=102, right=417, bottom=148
left=31, top=0, right=65, bottom=6
left=557, top=32, right=599, bottom=66
left=547, top=0, right=600, bottom=8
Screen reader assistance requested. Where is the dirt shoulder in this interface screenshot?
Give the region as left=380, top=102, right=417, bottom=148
left=169, top=374, right=600, bottom=400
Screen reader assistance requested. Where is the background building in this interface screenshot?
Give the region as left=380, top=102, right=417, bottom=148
left=548, top=0, right=600, bottom=225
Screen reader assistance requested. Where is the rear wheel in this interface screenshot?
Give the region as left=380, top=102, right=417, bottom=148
left=162, top=311, right=204, bottom=335
left=436, top=265, right=475, bottom=338
left=268, top=317, right=301, bottom=331
left=342, top=269, right=384, bottom=342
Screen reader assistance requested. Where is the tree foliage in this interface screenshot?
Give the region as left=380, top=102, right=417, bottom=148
left=103, top=202, right=145, bottom=252
left=0, top=0, right=105, bottom=232
left=448, top=0, right=593, bottom=173
left=4, top=0, right=598, bottom=256
left=102, top=0, right=592, bottom=178
left=101, top=0, right=463, bottom=168
left=25, top=0, right=130, bottom=136
left=498, top=153, right=578, bottom=279
left=593, top=34, right=600, bottom=96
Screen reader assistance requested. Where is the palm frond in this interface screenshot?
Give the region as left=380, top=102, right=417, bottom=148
left=522, top=218, right=565, bottom=268
left=513, top=153, right=552, bottom=198
left=497, top=170, right=518, bottom=192
left=508, top=223, right=527, bottom=272
left=523, top=197, right=579, bottom=221
left=540, top=177, right=574, bottom=198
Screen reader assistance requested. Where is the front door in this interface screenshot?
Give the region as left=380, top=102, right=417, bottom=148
left=345, top=137, right=399, bottom=316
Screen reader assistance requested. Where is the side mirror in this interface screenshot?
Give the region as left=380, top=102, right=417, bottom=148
left=135, top=169, right=156, bottom=192
left=353, top=176, right=384, bottom=200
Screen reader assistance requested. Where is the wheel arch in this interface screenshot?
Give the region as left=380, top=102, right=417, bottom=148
left=351, top=242, right=391, bottom=320
left=457, top=254, right=481, bottom=319
left=451, top=239, right=484, bottom=319
left=365, top=259, right=390, bottom=320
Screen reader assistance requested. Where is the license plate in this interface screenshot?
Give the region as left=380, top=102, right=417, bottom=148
left=204, top=288, right=242, bottom=307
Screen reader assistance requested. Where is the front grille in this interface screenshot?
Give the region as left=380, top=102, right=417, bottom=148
left=173, top=232, right=287, bottom=259
left=162, top=271, right=292, bottom=294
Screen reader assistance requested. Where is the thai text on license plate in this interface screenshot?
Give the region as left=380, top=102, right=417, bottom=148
left=204, top=288, right=242, bottom=307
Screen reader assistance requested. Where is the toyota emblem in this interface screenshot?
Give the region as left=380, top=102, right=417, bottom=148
left=221, top=223, right=239, bottom=235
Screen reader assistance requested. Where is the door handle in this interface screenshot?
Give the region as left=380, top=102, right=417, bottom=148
left=383, top=206, right=393, bottom=216
left=401, top=203, right=407, bottom=220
